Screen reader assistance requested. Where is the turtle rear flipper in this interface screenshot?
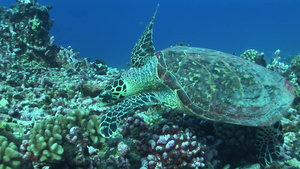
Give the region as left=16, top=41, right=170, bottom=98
left=255, top=121, right=283, bottom=167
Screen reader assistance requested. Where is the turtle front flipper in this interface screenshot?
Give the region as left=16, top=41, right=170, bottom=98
left=255, top=121, right=284, bottom=167
left=99, top=92, right=161, bottom=138
left=130, top=4, right=159, bottom=67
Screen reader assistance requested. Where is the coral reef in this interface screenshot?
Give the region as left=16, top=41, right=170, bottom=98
left=214, top=123, right=256, bottom=156
left=0, top=0, right=299, bottom=168
left=26, top=117, right=64, bottom=162
left=0, top=135, right=21, bottom=169
left=291, top=55, right=300, bottom=74
left=21, top=109, right=106, bottom=167
left=87, top=115, right=103, bottom=145
left=105, top=141, right=131, bottom=169
left=285, top=55, right=300, bottom=112
left=267, top=49, right=290, bottom=75
left=240, top=49, right=266, bottom=67
left=140, top=124, right=206, bottom=168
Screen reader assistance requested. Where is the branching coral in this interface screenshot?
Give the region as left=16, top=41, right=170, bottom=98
left=240, top=49, right=266, bottom=67
left=0, top=135, right=21, bottom=169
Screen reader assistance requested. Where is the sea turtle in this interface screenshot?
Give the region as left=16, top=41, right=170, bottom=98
left=99, top=5, right=294, bottom=166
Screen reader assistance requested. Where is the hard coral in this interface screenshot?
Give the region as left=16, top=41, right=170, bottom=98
left=26, top=117, right=64, bottom=162
left=140, top=124, right=206, bottom=169
left=291, top=55, right=300, bottom=74
left=106, top=141, right=131, bottom=169
left=17, top=0, right=35, bottom=4
left=119, top=114, right=148, bottom=137
left=267, top=49, right=290, bottom=75
left=213, top=123, right=257, bottom=166
left=240, top=49, right=266, bottom=67
left=0, top=135, right=21, bottom=169
left=23, top=109, right=104, bottom=168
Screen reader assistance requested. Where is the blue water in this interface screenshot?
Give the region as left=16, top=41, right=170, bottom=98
left=2, top=0, right=300, bottom=68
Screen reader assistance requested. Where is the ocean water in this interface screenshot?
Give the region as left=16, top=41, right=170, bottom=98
left=2, top=0, right=300, bottom=68
left=0, top=1, right=299, bottom=168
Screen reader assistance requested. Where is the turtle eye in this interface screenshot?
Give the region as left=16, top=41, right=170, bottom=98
left=155, top=52, right=161, bottom=60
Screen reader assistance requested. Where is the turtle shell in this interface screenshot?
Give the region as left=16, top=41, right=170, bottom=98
left=156, top=46, right=294, bottom=126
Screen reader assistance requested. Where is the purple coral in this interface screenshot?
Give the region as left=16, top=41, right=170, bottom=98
left=106, top=141, right=131, bottom=169
left=139, top=124, right=206, bottom=169
left=119, top=115, right=148, bottom=137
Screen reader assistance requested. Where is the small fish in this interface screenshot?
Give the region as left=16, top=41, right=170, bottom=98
left=139, top=22, right=145, bottom=27
left=176, top=42, right=190, bottom=47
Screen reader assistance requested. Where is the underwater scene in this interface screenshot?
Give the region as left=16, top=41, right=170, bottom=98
left=0, top=0, right=300, bottom=169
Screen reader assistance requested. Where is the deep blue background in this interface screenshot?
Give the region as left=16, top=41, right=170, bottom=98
left=1, top=0, right=300, bottom=68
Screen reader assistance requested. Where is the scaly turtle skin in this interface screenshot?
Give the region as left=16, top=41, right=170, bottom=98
left=99, top=5, right=294, bottom=167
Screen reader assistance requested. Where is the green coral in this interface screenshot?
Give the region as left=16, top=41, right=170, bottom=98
left=136, top=107, right=163, bottom=128
left=28, top=15, right=41, bottom=31
left=291, top=55, right=300, bottom=74
left=0, top=135, right=21, bottom=169
left=87, top=115, right=103, bottom=145
left=240, top=49, right=259, bottom=62
left=294, top=86, right=300, bottom=98
left=27, top=109, right=105, bottom=164
left=65, top=109, right=105, bottom=146
left=240, top=49, right=266, bottom=67
left=0, top=98, right=9, bottom=107
left=291, top=86, right=300, bottom=112
left=65, top=109, right=89, bottom=129
left=285, top=158, right=300, bottom=167
left=0, top=121, right=24, bottom=146
left=27, top=117, right=64, bottom=162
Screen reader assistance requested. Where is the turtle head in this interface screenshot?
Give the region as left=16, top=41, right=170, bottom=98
left=100, top=4, right=159, bottom=104
left=100, top=78, right=127, bottom=104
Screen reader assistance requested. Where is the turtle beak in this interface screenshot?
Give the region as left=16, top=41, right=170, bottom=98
left=99, top=90, right=113, bottom=103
